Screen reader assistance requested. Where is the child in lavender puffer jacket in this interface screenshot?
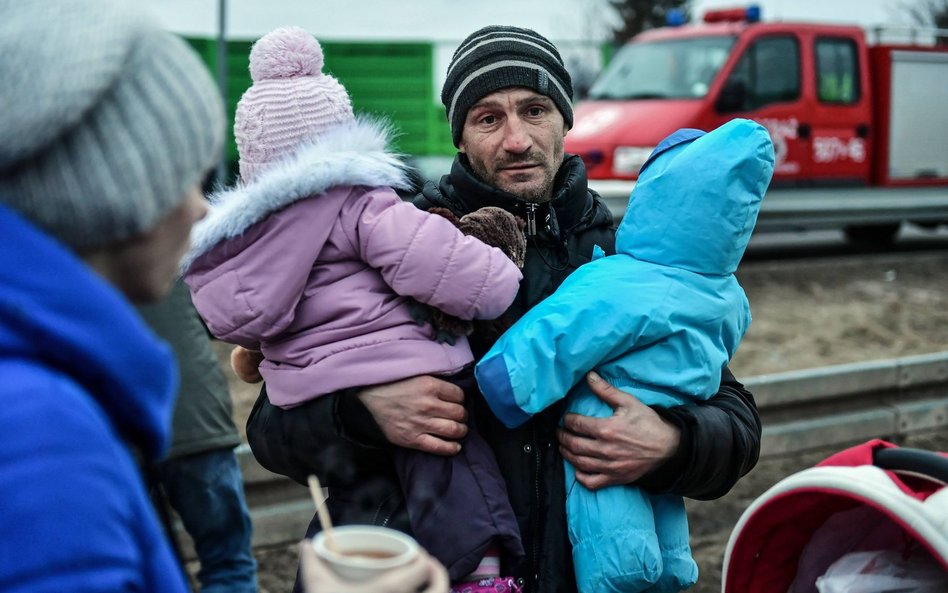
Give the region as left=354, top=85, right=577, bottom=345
left=181, top=27, right=524, bottom=590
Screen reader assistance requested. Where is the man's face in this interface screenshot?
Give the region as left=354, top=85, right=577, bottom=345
left=459, top=87, right=567, bottom=203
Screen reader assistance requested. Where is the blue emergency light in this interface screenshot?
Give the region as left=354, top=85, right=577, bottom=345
left=666, top=8, right=687, bottom=27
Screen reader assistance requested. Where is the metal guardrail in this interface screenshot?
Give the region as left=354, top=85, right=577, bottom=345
left=592, top=182, right=948, bottom=232
left=207, top=351, right=948, bottom=551
left=752, top=187, right=948, bottom=233
left=748, top=350, right=948, bottom=456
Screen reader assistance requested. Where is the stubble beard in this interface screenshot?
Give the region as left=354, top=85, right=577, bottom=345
left=511, top=168, right=555, bottom=203
left=470, top=149, right=563, bottom=204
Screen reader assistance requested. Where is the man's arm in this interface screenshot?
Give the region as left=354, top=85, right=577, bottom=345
left=246, top=376, right=468, bottom=486
left=637, top=366, right=760, bottom=499
left=558, top=367, right=761, bottom=500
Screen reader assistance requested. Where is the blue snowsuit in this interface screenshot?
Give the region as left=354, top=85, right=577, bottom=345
left=475, top=119, right=774, bottom=593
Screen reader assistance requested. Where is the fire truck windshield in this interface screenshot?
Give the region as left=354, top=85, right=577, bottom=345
left=588, top=36, right=736, bottom=100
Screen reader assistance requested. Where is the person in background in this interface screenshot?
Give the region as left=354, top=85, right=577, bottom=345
left=137, top=280, right=258, bottom=593
left=0, top=0, right=223, bottom=591
left=245, top=24, right=762, bottom=593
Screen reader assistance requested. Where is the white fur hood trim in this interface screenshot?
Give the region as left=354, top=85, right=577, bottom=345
left=182, top=117, right=411, bottom=270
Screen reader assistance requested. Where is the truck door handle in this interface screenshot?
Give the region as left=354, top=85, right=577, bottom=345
left=797, top=123, right=811, bottom=139
left=856, top=124, right=870, bottom=138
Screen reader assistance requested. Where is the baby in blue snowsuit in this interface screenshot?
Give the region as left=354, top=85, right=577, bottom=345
left=475, top=118, right=775, bottom=593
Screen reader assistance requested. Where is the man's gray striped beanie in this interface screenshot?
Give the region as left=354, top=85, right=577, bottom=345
left=441, top=26, right=573, bottom=147
left=0, top=0, right=224, bottom=250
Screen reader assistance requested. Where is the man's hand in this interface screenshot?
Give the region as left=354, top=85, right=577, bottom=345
left=357, top=376, right=467, bottom=456
left=558, top=372, right=681, bottom=490
left=299, top=540, right=449, bottom=593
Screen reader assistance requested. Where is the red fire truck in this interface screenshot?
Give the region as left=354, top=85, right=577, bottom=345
left=565, top=6, right=948, bottom=243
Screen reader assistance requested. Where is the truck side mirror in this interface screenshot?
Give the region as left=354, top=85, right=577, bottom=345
left=716, top=77, right=748, bottom=113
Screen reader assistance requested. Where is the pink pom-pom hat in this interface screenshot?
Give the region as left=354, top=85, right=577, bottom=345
left=234, top=26, right=354, bottom=183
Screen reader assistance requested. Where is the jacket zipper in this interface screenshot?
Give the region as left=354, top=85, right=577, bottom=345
left=526, top=203, right=538, bottom=237
left=372, top=496, right=396, bottom=527
left=532, top=427, right=541, bottom=589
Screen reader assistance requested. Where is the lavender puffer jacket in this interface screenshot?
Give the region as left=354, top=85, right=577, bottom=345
left=182, top=119, right=522, bottom=407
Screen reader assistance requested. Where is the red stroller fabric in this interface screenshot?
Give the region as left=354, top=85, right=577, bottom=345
left=721, top=439, right=948, bottom=592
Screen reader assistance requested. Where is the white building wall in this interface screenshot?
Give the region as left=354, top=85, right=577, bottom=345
left=141, top=0, right=620, bottom=43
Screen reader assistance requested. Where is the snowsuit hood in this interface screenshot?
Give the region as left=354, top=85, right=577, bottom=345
left=616, top=118, right=774, bottom=275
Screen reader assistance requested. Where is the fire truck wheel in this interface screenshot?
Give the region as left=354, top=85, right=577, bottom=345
left=843, top=223, right=900, bottom=246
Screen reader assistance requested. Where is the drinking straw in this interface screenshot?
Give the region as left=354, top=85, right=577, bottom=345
left=307, top=474, right=338, bottom=553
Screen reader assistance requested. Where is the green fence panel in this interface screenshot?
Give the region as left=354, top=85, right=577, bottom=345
left=322, top=42, right=436, bottom=156
left=430, top=104, right=456, bottom=155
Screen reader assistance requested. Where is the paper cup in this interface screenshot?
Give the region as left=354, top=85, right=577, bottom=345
left=312, top=525, right=419, bottom=582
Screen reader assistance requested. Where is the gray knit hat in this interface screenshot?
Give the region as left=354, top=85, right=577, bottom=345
left=441, top=26, right=573, bottom=147
left=0, top=0, right=225, bottom=250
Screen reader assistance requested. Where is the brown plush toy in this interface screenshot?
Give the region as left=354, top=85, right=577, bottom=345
left=431, top=206, right=527, bottom=268
left=416, top=206, right=527, bottom=345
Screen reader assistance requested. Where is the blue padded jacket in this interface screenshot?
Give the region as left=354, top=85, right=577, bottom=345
left=0, top=205, right=188, bottom=593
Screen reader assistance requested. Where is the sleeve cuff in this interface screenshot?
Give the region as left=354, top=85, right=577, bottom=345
left=635, top=406, right=696, bottom=493
left=334, top=389, right=390, bottom=449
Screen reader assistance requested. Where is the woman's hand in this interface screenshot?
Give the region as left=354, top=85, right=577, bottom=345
left=298, top=540, right=449, bottom=593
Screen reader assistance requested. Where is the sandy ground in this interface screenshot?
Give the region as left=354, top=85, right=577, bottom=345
left=730, top=252, right=948, bottom=377
left=212, top=251, right=948, bottom=593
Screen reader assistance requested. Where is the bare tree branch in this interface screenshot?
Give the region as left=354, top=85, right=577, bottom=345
left=902, top=0, right=948, bottom=43
left=607, top=0, right=691, bottom=44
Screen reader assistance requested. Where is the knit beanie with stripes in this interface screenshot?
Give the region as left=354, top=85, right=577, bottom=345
left=234, top=27, right=355, bottom=184
left=442, top=25, right=574, bottom=147
left=0, top=0, right=225, bottom=251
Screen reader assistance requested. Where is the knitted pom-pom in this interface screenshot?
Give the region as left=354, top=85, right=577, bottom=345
left=249, top=26, right=324, bottom=82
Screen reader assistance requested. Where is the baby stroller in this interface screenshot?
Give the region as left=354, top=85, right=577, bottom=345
left=721, top=439, right=948, bottom=592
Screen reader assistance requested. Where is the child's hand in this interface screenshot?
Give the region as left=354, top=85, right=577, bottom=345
left=231, top=346, right=265, bottom=383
